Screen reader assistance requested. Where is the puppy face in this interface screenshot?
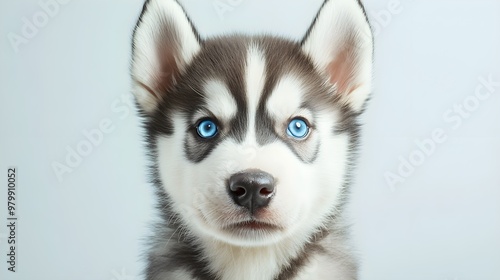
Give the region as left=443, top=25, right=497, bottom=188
left=131, top=0, right=372, bottom=246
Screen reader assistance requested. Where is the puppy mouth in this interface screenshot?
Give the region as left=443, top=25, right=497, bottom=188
left=224, top=220, right=282, bottom=231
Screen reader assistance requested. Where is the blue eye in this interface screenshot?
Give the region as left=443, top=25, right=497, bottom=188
left=287, top=118, right=309, bottom=139
left=197, top=119, right=218, bottom=139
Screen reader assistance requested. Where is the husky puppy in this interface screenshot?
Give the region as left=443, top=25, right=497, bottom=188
left=131, top=0, right=373, bottom=279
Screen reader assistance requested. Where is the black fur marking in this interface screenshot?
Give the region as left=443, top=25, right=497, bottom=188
left=184, top=129, right=224, bottom=163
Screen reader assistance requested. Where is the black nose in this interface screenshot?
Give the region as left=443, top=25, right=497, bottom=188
left=227, top=170, right=276, bottom=213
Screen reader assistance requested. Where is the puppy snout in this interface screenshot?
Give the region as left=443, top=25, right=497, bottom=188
left=227, top=169, right=276, bottom=214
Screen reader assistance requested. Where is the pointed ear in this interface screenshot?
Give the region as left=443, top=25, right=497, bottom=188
left=302, top=0, right=373, bottom=112
left=131, top=0, right=201, bottom=113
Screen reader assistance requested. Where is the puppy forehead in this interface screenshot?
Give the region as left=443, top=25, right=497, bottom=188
left=182, top=36, right=326, bottom=121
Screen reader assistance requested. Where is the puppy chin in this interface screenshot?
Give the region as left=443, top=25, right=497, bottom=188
left=203, top=225, right=289, bottom=247
left=189, top=211, right=292, bottom=247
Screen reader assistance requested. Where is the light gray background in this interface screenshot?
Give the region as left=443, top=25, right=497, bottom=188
left=1, top=0, right=499, bottom=279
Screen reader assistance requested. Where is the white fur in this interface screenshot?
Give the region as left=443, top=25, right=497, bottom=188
left=244, top=44, right=267, bottom=143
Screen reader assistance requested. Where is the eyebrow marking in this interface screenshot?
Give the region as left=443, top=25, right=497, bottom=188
left=202, top=79, right=238, bottom=121
left=266, top=75, right=304, bottom=120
